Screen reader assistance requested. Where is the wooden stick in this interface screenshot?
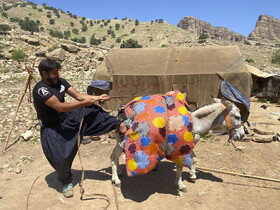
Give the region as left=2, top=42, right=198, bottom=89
left=197, top=166, right=280, bottom=183
left=4, top=75, right=31, bottom=150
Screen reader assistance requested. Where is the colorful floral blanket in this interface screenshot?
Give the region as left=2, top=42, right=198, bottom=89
left=124, top=90, right=194, bottom=177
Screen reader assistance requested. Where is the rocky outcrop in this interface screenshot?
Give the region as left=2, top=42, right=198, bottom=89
left=248, top=15, right=280, bottom=41
left=177, top=16, right=246, bottom=42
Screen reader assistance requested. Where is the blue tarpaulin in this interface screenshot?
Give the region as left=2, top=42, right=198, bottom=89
left=221, top=80, right=250, bottom=112
left=89, top=80, right=111, bottom=90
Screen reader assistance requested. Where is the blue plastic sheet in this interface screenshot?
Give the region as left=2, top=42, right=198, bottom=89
left=89, top=80, right=111, bottom=90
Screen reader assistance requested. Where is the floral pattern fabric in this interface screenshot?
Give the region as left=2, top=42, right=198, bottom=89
left=124, top=90, right=194, bottom=177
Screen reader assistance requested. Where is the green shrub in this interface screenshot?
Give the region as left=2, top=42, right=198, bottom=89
left=120, top=39, right=142, bottom=48
left=11, top=49, right=26, bottom=61
left=199, top=33, right=209, bottom=40
left=90, top=35, right=101, bottom=45
left=49, top=19, right=55, bottom=25
left=72, top=28, right=79, bottom=35
left=245, top=58, right=254, bottom=63
left=49, top=29, right=63, bottom=38
left=271, top=49, right=280, bottom=65
left=0, top=24, right=12, bottom=34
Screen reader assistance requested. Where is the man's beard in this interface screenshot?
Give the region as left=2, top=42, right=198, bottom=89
left=46, top=74, right=58, bottom=85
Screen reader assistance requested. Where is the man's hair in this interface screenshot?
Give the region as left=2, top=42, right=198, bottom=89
left=38, top=59, right=61, bottom=76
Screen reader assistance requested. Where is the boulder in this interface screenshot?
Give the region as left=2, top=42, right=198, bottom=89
left=46, top=48, right=66, bottom=61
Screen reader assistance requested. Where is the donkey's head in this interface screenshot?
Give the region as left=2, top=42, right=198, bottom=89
left=213, top=98, right=245, bottom=140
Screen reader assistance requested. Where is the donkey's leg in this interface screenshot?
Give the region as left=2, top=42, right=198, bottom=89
left=189, top=151, right=197, bottom=183
left=110, top=143, right=123, bottom=187
left=176, top=164, right=187, bottom=192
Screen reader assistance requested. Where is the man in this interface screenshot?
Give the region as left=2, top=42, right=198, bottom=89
left=32, top=58, right=127, bottom=198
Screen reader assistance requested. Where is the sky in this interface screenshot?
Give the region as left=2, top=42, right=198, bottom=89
left=27, top=0, right=280, bottom=37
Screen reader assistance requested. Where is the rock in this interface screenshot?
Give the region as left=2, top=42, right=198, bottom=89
left=252, top=135, right=273, bottom=143
left=198, top=191, right=207, bottom=197
left=27, top=37, right=40, bottom=46
left=46, top=48, right=66, bottom=61
left=177, top=16, right=246, bottom=42
left=21, top=130, right=33, bottom=141
left=3, top=164, right=11, bottom=169
left=15, top=168, right=22, bottom=174
left=61, top=44, right=80, bottom=53
left=253, top=127, right=276, bottom=135
left=236, top=146, right=246, bottom=151
left=248, top=15, right=280, bottom=41
left=35, top=46, right=48, bottom=57
left=7, top=167, right=13, bottom=172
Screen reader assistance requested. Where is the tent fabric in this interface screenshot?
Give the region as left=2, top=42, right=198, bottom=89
left=92, top=46, right=253, bottom=114
left=89, top=80, right=111, bottom=90
left=247, top=64, right=277, bottom=78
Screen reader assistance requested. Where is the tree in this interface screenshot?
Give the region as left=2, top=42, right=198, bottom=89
left=90, top=35, right=101, bottom=46
left=116, top=37, right=121, bottom=43
left=49, top=29, right=64, bottom=38
left=271, top=49, right=280, bottom=65
left=115, top=23, right=120, bottom=30
left=1, top=12, right=8, bottom=18
left=72, top=28, right=79, bottom=35
left=70, top=22, right=74, bottom=27
left=90, top=20, right=93, bottom=26
left=64, top=30, right=71, bottom=39
left=199, top=33, right=209, bottom=40
left=46, top=13, right=51, bottom=18
left=130, top=28, right=135, bottom=34
left=120, top=39, right=142, bottom=48
left=81, top=24, right=87, bottom=32
left=19, top=20, right=39, bottom=33
left=0, top=24, right=12, bottom=35
left=49, top=19, right=55, bottom=25
left=135, top=19, right=139, bottom=26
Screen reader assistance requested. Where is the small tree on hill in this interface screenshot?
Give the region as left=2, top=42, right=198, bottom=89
left=120, top=39, right=142, bottom=48
left=0, top=24, right=12, bottom=35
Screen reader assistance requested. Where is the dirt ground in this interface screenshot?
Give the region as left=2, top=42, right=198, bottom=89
left=0, top=87, right=280, bottom=209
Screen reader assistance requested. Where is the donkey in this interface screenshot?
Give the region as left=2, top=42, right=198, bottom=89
left=110, top=96, right=244, bottom=192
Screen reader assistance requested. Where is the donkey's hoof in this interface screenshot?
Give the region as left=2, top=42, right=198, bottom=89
left=179, top=187, right=188, bottom=192
left=115, top=183, right=121, bottom=188
left=190, top=178, right=196, bottom=183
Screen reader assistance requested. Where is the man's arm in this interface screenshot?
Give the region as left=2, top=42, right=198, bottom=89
left=66, top=87, right=110, bottom=102
left=45, top=95, right=95, bottom=112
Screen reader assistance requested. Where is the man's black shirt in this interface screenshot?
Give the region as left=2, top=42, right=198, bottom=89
left=33, top=78, right=71, bottom=124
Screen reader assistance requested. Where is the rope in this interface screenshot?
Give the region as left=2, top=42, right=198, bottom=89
left=77, top=107, right=111, bottom=210
left=26, top=176, right=40, bottom=210
left=196, top=166, right=280, bottom=183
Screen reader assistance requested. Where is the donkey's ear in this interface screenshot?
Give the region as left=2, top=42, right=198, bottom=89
left=210, top=95, right=221, bottom=103
left=221, top=99, right=233, bottom=109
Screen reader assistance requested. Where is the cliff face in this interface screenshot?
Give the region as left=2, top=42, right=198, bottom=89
left=178, top=16, right=246, bottom=42
left=248, top=15, right=280, bottom=41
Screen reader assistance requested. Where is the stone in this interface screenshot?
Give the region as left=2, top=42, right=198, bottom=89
left=35, top=47, right=48, bottom=57
left=46, top=48, right=66, bottom=61
left=61, top=44, right=80, bottom=53
left=3, top=164, right=11, bottom=169
left=15, top=168, right=22, bottom=174
left=21, top=130, right=33, bottom=141
left=236, top=146, right=246, bottom=151
left=7, top=167, right=13, bottom=172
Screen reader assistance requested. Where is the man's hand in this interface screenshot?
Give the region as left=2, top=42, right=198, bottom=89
left=100, top=94, right=110, bottom=102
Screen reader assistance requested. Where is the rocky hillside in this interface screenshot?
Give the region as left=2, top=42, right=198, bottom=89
left=177, top=16, right=246, bottom=42
left=0, top=0, right=279, bottom=73
left=248, top=15, right=280, bottom=41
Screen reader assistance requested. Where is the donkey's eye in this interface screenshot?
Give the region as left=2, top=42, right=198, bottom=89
left=235, top=116, right=241, bottom=120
